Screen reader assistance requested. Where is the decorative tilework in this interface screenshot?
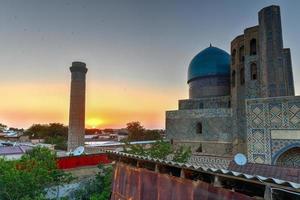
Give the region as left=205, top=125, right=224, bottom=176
left=288, top=103, right=300, bottom=127
left=252, top=129, right=265, bottom=153
left=275, top=147, right=300, bottom=167
left=246, top=96, right=300, bottom=165
left=269, top=103, right=283, bottom=127
left=249, top=104, right=264, bottom=128
left=188, top=155, right=231, bottom=169
left=272, top=139, right=298, bottom=153
left=252, top=154, right=265, bottom=164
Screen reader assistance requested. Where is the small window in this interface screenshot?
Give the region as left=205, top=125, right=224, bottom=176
left=250, top=63, right=257, bottom=80
left=250, top=39, right=257, bottom=55
left=231, top=70, right=236, bottom=87
left=239, top=46, right=245, bottom=62
left=231, top=49, right=236, bottom=65
left=196, top=144, right=202, bottom=153
left=199, top=102, right=204, bottom=109
left=197, top=122, right=202, bottom=134
left=240, top=67, right=245, bottom=85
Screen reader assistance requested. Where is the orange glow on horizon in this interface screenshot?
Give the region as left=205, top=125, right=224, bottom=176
left=0, top=80, right=187, bottom=129
left=86, top=118, right=104, bottom=129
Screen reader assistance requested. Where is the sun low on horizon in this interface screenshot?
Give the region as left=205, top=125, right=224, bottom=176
left=86, top=117, right=104, bottom=129
left=0, top=79, right=186, bottom=130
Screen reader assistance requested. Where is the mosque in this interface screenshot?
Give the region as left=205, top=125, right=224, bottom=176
left=166, top=5, right=300, bottom=167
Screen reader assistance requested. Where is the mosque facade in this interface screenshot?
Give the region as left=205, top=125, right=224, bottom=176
left=166, top=5, right=300, bottom=167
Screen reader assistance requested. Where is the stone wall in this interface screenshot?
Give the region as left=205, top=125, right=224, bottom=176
left=230, top=26, right=260, bottom=154
left=179, top=96, right=230, bottom=110
left=189, top=76, right=230, bottom=99
left=166, top=108, right=233, bottom=155
left=282, top=48, right=295, bottom=96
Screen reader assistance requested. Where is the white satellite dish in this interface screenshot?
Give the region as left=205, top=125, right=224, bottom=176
left=73, top=146, right=85, bottom=156
left=234, top=153, right=247, bottom=166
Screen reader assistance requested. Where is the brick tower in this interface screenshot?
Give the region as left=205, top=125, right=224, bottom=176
left=67, top=61, right=88, bottom=151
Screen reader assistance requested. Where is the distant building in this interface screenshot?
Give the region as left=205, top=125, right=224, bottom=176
left=166, top=5, right=300, bottom=167
left=0, top=142, right=55, bottom=160
left=0, top=145, right=32, bottom=160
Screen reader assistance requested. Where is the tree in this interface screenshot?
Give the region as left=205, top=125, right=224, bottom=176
left=126, top=121, right=145, bottom=141
left=72, top=164, right=113, bottom=200
left=144, top=129, right=163, bottom=141
left=0, top=123, right=7, bottom=131
left=85, top=128, right=102, bottom=135
left=173, top=146, right=192, bottom=163
left=124, top=140, right=191, bottom=162
left=24, top=123, right=68, bottom=150
left=0, top=147, right=73, bottom=200
left=103, top=128, right=114, bottom=134
left=147, top=140, right=172, bottom=159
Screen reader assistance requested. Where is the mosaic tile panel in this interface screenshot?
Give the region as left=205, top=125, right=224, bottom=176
left=246, top=96, right=300, bottom=165
left=272, top=139, right=300, bottom=154
left=288, top=102, right=300, bottom=127
left=269, top=103, right=283, bottom=128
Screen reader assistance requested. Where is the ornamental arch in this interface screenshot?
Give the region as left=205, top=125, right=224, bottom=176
left=274, top=145, right=300, bottom=167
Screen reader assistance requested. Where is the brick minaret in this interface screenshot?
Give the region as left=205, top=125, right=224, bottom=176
left=67, top=61, right=88, bottom=151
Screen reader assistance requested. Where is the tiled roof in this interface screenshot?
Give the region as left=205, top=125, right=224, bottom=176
left=228, top=161, right=300, bottom=184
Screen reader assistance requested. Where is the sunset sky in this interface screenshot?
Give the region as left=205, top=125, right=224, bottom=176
left=1, top=0, right=300, bottom=129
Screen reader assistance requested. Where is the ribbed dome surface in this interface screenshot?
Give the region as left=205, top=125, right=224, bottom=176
left=188, top=46, right=230, bottom=83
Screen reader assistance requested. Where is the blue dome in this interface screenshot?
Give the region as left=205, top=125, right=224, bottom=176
left=188, top=46, right=230, bottom=83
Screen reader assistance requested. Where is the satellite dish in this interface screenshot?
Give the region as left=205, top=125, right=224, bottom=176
left=234, top=153, right=247, bottom=166
left=73, top=146, right=85, bottom=156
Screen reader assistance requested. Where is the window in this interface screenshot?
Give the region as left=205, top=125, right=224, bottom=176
left=199, top=102, right=204, bottom=109
left=240, top=67, right=245, bottom=85
left=250, top=39, right=257, bottom=55
left=239, top=46, right=245, bottom=62
left=196, top=144, right=202, bottom=153
left=250, top=63, right=257, bottom=80
left=231, top=49, right=236, bottom=65
left=197, top=122, right=202, bottom=134
left=231, top=70, right=236, bottom=87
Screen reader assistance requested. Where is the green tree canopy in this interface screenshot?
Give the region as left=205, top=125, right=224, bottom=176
left=124, top=140, right=191, bottom=163
left=24, top=123, right=68, bottom=150
left=0, top=147, right=73, bottom=200
left=126, top=121, right=162, bottom=141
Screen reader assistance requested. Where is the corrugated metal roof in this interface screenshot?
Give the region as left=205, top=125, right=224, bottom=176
left=228, top=161, right=300, bottom=184
left=105, top=150, right=300, bottom=190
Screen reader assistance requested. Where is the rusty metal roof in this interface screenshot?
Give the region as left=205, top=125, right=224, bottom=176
left=105, top=150, right=300, bottom=190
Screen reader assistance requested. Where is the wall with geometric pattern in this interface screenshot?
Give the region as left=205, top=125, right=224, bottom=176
left=246, top=96, right=300, bottom=165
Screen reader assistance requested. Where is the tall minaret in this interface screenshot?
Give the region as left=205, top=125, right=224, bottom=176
left=67, top=61, right=88, bottom=151
left=258, top=5, right=293, bottom=97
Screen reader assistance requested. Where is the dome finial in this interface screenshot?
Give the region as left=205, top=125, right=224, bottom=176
left=210, top=43, right=212, bottom=47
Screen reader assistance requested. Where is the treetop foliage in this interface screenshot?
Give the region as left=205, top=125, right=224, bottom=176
left=24, top=123, right=68, bottom=150
left=0, top=147, right=73, bottom=200
left=124, top=140, right=192, bottom=163
left=126, top=121, right=163, bottom=141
